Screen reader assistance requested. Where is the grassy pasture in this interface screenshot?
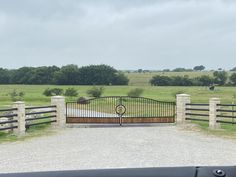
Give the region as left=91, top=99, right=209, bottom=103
left=0, top=85, right=236, bottom=108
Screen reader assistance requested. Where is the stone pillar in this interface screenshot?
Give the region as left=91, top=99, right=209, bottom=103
left=176, top=94, right=191, bottom=124
left=51, top=96, right=66, bottom=128
left=209, top=98, right=221, bottom=129
left=13, top=101, right=26, bottom=136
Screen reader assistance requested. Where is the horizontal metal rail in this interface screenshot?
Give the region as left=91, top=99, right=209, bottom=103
left=216, top=120, right=236, bottom=124
left=26, top=120, right=56, bottom=127
left=186, top=103, right=209, bottom=106
left=186, top=108, right=209, bottom=111
left=217, top=104, right=236, bottom=107
left=0, top=108, right=17, bottom=112
left=26, top=115, right=56, bottom=121
left=0, top=119, right=17, bottom=124
left=0, top=126, right=18, bottom=131
left=217, top=109, right=236, bottom=113
left=26, top=110, right=57, bottom=115
left=25, top=105, right=56, bottom=110
left=186, top=118, right=209, bottom=122
left=186, top=113, right=209, bottom=117
left=0, top=114, right=17, bottom=118
left=217, top=115, right=236, bottom=119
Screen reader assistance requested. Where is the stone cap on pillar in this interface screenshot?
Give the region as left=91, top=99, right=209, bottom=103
left=51, top=96, right=65, bottom=100
left=176, top=94, right=190, bottom=97
left=210, top=98, right=220, bottom=101
left=13, top=101, right=25, bottom=104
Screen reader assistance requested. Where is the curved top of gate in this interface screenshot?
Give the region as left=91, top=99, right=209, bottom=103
left=67, top=96, right=176, bottom=104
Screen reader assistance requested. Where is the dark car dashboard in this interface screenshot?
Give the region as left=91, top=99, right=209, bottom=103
left=0, top=166, right=235, bottom=177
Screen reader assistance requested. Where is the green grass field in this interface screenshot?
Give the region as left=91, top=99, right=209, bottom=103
left=0, top=85, right=236, bottom=108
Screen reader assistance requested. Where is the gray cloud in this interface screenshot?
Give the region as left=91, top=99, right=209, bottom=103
left=0, top=0, right=236, bottom=70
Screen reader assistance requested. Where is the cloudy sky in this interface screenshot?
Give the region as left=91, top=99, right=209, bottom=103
left=0, top=0, right=236, bottom=70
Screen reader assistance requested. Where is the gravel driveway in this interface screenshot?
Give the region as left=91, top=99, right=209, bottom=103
left=0, top=125, right=235, bottom=173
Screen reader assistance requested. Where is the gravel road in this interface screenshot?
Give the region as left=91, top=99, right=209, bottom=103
left=0, top=125, right=235, bottom=173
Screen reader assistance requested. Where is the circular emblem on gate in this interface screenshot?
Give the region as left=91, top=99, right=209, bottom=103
left=115, top=104, right=126, bottom=116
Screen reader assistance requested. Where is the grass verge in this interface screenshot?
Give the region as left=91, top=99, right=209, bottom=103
left=188, top=121, right=236, bottom=139
left=0, top=124, right=57, bottom=144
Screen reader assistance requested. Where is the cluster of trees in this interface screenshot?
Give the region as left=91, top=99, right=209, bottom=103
left=150, top=71, right=236, bottom=86
left=0, top=64, right=129, bottom=85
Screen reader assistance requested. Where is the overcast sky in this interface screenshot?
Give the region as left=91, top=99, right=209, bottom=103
left=0, top=0, right=236, bottom=70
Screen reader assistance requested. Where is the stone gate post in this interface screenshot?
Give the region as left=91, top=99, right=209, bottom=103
left=51, top=96, right=66, bottom=128
left=176, top=94, right=191, bottom=124
left=13, top=101, right=26, bottom=136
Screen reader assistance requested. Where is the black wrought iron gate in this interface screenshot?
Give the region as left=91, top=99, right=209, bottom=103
left=66, top=96, right=175, bottom=125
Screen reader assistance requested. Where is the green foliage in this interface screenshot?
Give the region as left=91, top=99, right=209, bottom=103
left=78, top=65, right=129, bottom=85
left=213, top=71, right=228, bottom=85
left=64, top=88, right=78, bottom=97
left=0, top=65, right=129, bottom=85
left=87, top=87, right=104, bottom=98
left=193, top=65, right=205, bottom=71
left=0, top=68, right=11, bottom=84
left=196, top=75, right=214, bottom=86
left=127, top=88, right=144, bottom=97
left=43, top=88, right=64, bottom=97
left=112, top=72, right=129, bottom=85
left=172, top=68, right=193, bottom=72
left=54, top=65, right=80, bottom=85
left=150, top=75, right=172, bottom=86
left=230, top=73, right=236, bottom=86
left=8, top=89, right=25, bottom=101
left=230, top=67, right=236, bottom=71
left=150, top=74, right=215, bottom=86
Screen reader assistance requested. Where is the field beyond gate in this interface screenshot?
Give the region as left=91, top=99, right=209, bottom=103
left=66, top=96, right=175, bottom=125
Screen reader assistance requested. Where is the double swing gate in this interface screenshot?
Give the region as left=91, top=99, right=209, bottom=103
left=66, top=96, right=175, bottom=125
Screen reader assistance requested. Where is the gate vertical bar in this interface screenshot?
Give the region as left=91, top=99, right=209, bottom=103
left=119, top=97, right=122, bottom=126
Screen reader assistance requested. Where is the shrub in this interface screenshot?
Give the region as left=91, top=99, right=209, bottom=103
left=230, top=73, right=236, bottom=86
left=213, top=71, right=228, bottom=85
left=127, top=88, right=144, bottom=97
left=9, top=89, right=25, bottom=101
left=64, top=88, right=78, bottom=97
left=87, top=87, right=104, bottom=98
left=43, top=88, right=64, bottom=96
left=77, top=97, right=90, bottom=104
left=150, top=75, right=172, bottom=86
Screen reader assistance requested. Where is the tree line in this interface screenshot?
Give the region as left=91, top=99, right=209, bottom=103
left=150, top=71, right=236, bottom=86
left=0, top=64, right=129, bottom=85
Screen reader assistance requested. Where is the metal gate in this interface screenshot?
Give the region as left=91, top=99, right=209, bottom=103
left=66, top=96, right=175, bottom=125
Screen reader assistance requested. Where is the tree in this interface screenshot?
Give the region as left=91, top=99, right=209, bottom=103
left=193, top=65, right=205, bottom=71
left=230, top=73, right=236, bottom=86
left=172, top=68, right=193, bottom=72
left=127, top=88, right=144, bottom=97
left=0, top=68, right=10, bottom=84
left=112, top=72, right=129, bottom=85
left=64, top=88, right=78, bottom=97
left=213, top=71, right=228, bottom=85
left=150, top=75, right=172, bottom=86
left=43, top=88, right=64, bottom=96
left=78, top=64, right=126, bottom=85
left=171, top=76, right=193, bottom=86
left=137, top=69, right=143, bottom=73
left=54, top=65, right=80, bottom=85
left=230, top=67, right=236, bottom=71
left=87, top=87, right=104, bottom=98
left=8, top=89, right=25, bottom=101
left=196, top=75, right=214, bottom=86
